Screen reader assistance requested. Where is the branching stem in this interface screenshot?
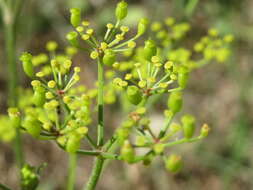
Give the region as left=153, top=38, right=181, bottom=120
left=83, top=55, right=105, bottom=190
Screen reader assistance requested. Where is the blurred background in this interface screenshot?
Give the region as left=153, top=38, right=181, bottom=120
left=0, top=0, right=253, bottom=189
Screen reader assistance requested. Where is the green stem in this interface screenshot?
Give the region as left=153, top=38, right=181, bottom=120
left=84, top=157, right=104, bottom=190
left=86, top=134, right=97, bottom=149
left=185, top=0, right=199, bottom=17
left=3, top=4, right=24, bottom=179
left=158, top=113, right=174, bottom=138
left=83, top=56, right=105, bottom=190
left=13, top=129, right=24, bottom=167
left=164, top=136, right=203, bottom=147
left=67, top=154, right=77, bottom=190
left=97, top=56, right=104, bottom=147
left=0, top=183, right=12, bottom=190
left=4, top=15, right=18, bottom=107
left=77, top=149, right=120, bottom=160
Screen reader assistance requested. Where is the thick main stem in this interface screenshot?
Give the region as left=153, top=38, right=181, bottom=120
left=83, top=56, right=105, bottom=190
left=67, top=154, right=77, bottom=190
left=84, top=157, right=104, bottom=190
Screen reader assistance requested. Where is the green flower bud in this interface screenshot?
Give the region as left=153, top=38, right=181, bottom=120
left=204, top=47, right=215, bottom=60
left=153, top=143, right=165, bottom=155
left=65, top=46, right=78, bottom=56
left=168, top=91, right=183, bottom=114
left=46, top=41, right=58, bottom=52
left=70, top=8, right=81, bottom=27
left=20, top=52, right=34, bottom=78
left=117, top=128, right=130, bottom=145
left=37, top=109, right=49, bottom=124
left=136, top=107, right=146, bottom=115
left=169, top=122, right=182, bottom=133
left=23, top=116, right=42, bottom=138
left=126, top=85, right=142, bottom=105
left=45, top=92, right=54, bottom=99
left=144, top=40, right=157, bottom=61
left=8, top=107, right=21, bottom=128
left=90, top=51, right=99, bottom=59
left=103, top=49, right=116, bottom=66
left=42, top=122, right=51, bottom=131
left=47, top=80, right=56, bottom=88
left=122, top=119, right=135, bottom=128
left=115, top=1, right=128, bottom=20
left=224, top=34, right=234, bottom=43
left=200, top=123, right=210, bottom=138
left=66, top=134, right=81, bottom=153
left=135, top=136, right=147, bottom=146
left=194, top=42, right=204, bottom=52
left=151, top=21, right=162, bottom=31
left=66, top=31, right=79, bottom=47
left=181, top=114, right=196, bottom=138
left=21, top=164, right=39, bottom=190
left=208, top=28, right=218, bottom=37
left=178, top=67, right=189, bottom=89
left=137, top=18, right=149, bottom=36
left=57, top=136, right=67, bottom=146
left=76, top=126, right=88, bottom=135
left=120, top=140, right=135, bottom=163
left=164, top=109, right=173, bottom=118
left=0, top=116, right=16, bottom=142
left=138, top=80, right=147, bottom=88
left=165, top=154, right=183, bottom=173
left=216, top=48, right=230, bottom=63
left=139, top=117, right=150, bottom=127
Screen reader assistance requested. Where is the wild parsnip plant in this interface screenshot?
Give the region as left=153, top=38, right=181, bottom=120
left=0, top=1, right=233, bottom=189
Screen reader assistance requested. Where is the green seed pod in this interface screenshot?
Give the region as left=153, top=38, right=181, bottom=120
left=23, top=116, right=42, bottom=138
left=143, top=40, right=157, bottom=61
left=137, top=18, right=149, bottom=36
left=178, top=67, right=189, bottom=89
left=33, top=89, right=46, bottom=107
left=66, top=31, right=79, bottom=47
left=181, top=114, right=196, bottom=138
left=165, top=154, right=183, bottom=173
left=20, top=52, right=34, bottom=78
left=66, top=135, right=81, bottom=153
left=115, top=1, right=128, bottom=20
left=70, top=8, right=81, bottom=27
left=168, top=91, right=183, bottom=114
left=143, top=154, right=154, bottom=166
left=103, top=49, right=116, bottom=66
left=126, top=85, right=142, bottom=105
left=120, top=140, right=135, bottom=163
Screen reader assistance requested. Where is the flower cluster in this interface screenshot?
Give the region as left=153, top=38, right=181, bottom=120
left=147, top=18, right=234, bottom=69
left=1, top=1, right=232, bottom=176
left=110, top=39, right=210, bottom=169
